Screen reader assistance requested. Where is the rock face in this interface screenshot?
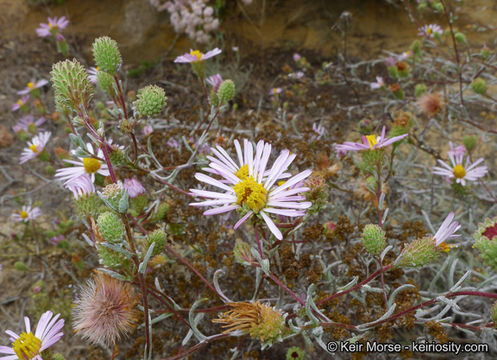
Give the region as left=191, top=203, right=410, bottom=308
left=0, top=0, right=28, bottom=42
left=0, top=125, right=14, bottom=148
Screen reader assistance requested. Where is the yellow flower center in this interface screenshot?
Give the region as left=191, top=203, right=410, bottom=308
left=190, top=50, right=203, bottom=61
left=12, top=332, right=42, bottom=359
left=29, top=144, right=38, bottom=153
left=235, top=164, right=250, bottom=181
left=438, top=242, right=452, bottom=253
left=453, top=164, right=466, bottom=179
left=366, top=135, right=378, bottom=149
left=96, top=66, right=100, bottom=71
left=27, top=82, right=35, bottom=89
left=20, top=210, right=29, bottom=219
left=272, top=88, right=278, bottom=94
left=427, top=27, right=433, bottom=35
left=233, top=176, right=268, bottom=212
left=82, top=157, right=101, bottom=174
left=17, top=99, right=24, bottom=105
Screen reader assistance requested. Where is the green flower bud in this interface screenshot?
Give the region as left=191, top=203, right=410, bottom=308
left=133, top=85, right=167, bottom=118
left=217, top=79, right=235, bottom=103
left=92, top=36, right=122, bottom=75
left=471, top=78, right=487, bottom=95
left=109, top=147, right=125, bottom=166
left=463, top=134, right=478, bottom=153
left=45, top=165, right=55, bottom=176
left=146, top=229, right=167, bottom=256
left=50, top=59, right=94, bottom=114
left=150, top=202, right=170, bottom=223
left=27, top=123, right=38, bottom=135
left=473, top=217, right=497, bottom=271
left=74, top=193, right=104, bottom=217
left=97, top=243, right=129, bottom=269
left=410, top=39, right=422, bottom=56
left=286, top=346, right=305, bottom=360
left=415, top=83, right=427, bottom=97
left=454, top=32, right=466, bottom=44
left=209, top=90, right=219, bottom=107
left=398, top=236, right=438, bottom=267
left=481, top=47, right=490, bottom=59
left=362, top=224, right=386, bottom=255
left=100, top=183, right=124, bottom=210
left=432, top=1, right=443, bottom=12
left=97, top=211, right=124, bottom=243
left=130, top=194, right=148, bottom=215
left=97, top=70, right=117, bottom=97
left=119, top=119, right=133, bottom=133
left=14, top=261, right=28, bottom=271
left=53, top=354, right=66, bottom=360
left=387, top=66, right=398, bottom=79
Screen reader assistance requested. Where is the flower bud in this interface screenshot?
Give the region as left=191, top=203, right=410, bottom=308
left=146, top=229, right=167, bottom=256
left=97, top=243, right=130, bottom=269
left=133, top=85, right=167, bottom=118
left=473, top=217, right=497, bottom=271
left=410, top=39, right=422, bottom=56
left=362, top=224, right=386, bottom=255
left=97, top=70, right=117, bottom=97
left=150, top=202, right=170, bottom=223
left=463, top=134, right=477, bottom=153
left=454, top=32, right=466, bottom=44
left=209, top=90, right=219, bottom=107
left=217, top=79, right=235, bottom=103
left=286, top=347, right=305, bottom=360
left=100, top=182, right=124, bottom=210
left=471, top=78, right=487, bottom=95
left=92, top=36, right=122, bottom=75
left=74, top=193, right=104, bottom=217
left=14, top=261, right=28, bottom=271
left=51, top=59, right=94, bottom=114
left=415, top=83, right=427, bottom=97
left=398, top=236, right=438, bottom=267
left=97, top=211, right=124, bottom=243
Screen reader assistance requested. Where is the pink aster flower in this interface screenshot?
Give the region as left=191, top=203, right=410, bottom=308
left=206, top=73, right=223, bottom=92
left=19, top=131, right=51, bottom=164
left=11, top=96, right=30, bottom=112
left=17, top=80, right=49, bottom=95
left=0, top=311, right=64, bottom=360
left=312, top=123, right=325, bottom=139
left=269, top=87, right=282, bottom=96
left=123, top=177, right=146, bottom=198
left=190, top=139, right=312, bottom=240
left=11, top=205, right=42, bottom=223
left=293, top=53, right=302, bottom=62
left=447, top=141, right=466, bottom=157
left=174, top=48, right=222, bottom=63
left=335, top=126, right=408, bottom=155
left=434, top=212, right=461, bottom=251
left=432, top=147, right=487, bottom=186
left=385, top=56, right=396, bottom=67
left=418, top=24, right=443, bottom=38
left=36, top=16, right=69, bottom=38
left=399, top=50, right=413, bottom=60
left=55, top=143, right=110, bottom=184
left=87, top=67, right=99, bottom=84
left=370, top=76, right=385, bottom=90
left=143, top=124, right=153, bottom=136
left=12, top=115, right=46, bottom=134
left=65, top=174, right=95, bottom=198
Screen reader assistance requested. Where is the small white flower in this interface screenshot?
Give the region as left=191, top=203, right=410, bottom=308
left=19, top=131, right=51, bottom=164
left=432, top=146, right=487, bottom=186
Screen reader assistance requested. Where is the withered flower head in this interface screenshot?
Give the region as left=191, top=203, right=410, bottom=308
left=396, top=61, right=408, bottom=71
left=418, top=92, right=443, bottom=116
left=73, top=272, right=140, bottom=347
left=213, top=301, right=286, bottom=344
